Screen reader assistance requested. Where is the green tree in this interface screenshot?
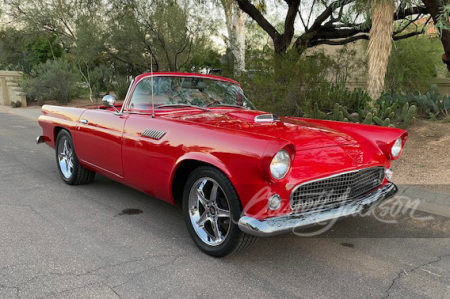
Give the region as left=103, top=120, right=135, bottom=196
left=0, top=29, right=62, bottom=72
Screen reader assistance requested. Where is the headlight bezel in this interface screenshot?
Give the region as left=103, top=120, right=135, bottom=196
left=270, top=149, right=292, bottom=180
left=391, top=137, right=403, bottom=159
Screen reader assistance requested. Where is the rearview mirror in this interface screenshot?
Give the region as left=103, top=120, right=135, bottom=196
left=102, top=95, right=120, bottom=114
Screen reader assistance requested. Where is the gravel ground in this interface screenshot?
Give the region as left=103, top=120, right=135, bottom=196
left=391, top=119, right=450, bottom=194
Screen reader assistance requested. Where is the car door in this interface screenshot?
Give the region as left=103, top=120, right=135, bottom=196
left=121, top=114, right=177, bottom=201
left=74, top=109, right=127, bottom=178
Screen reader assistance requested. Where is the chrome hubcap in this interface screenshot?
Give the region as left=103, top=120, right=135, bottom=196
left=188, top=178, right=231, bottom=246
left=58, top=137, right=74, bottom=179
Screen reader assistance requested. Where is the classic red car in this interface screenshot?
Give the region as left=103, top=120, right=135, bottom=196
left=37, top=72, right=407, bottom=256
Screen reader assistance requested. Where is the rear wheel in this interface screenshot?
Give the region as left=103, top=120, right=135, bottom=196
left=183, top=166, right=257, bottom=257
left=56, top=129, right=95, bottom=185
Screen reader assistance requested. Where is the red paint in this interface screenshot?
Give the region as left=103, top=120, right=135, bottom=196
left=38, top=72, right=408, bottom=219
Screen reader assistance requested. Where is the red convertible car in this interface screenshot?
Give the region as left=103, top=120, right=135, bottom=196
left=37, top=72, right=407, bottom=256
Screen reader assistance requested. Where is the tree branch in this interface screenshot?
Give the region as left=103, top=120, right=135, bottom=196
left=235, top=0, right=279, bottom=40
left=393, top=30, right=425, bottom=41
left=310, top=0, right=354, bottom=31
left=310, top=34, right=369, bottom=46
left=394, top=6, right=428, bottom=20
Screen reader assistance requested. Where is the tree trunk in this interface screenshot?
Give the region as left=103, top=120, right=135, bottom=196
left=367, top=0, right=395, bottom=101
left=231, top=1, right=247, bottom=77
left=422, top=0, right=450, bottom=71
left=221, top=0, right=246, bottom=77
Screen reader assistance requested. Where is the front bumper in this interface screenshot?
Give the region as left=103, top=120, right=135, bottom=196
left=238, top=182, right=398, bottom=237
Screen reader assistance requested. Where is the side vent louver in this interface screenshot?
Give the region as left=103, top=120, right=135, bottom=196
left=141, top=128, right=166, bottom=140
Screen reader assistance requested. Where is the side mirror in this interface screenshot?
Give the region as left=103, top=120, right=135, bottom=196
left=102, top=95, right=116, bottom=107
left=102, top=95, right=120, bottom=113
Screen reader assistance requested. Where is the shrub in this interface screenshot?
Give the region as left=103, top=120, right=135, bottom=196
left=110, top=76, right=131, bottom=100
left=23, top=59, right=78, bottom=104
left=240, top=51, right=336, bottom=117
left=385, top=37, right=441, bottom=93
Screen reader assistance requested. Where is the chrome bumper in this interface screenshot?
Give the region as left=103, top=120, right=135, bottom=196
left=238, top=182, right=398, bottom=237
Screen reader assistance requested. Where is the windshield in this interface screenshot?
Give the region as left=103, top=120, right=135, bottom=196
left=128, top=76, right=256, bottom=110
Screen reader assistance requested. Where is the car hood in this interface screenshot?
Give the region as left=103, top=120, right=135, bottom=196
left=164, top=110, right=358, bottom=150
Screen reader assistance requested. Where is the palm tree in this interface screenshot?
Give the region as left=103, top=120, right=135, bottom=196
left=367, top=0, right=395, bottom=101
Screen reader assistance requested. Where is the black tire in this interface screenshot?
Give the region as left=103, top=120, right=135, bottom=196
left=55, top=129, right=95, bottom=185
left=182, top=166, right=257, bottom=257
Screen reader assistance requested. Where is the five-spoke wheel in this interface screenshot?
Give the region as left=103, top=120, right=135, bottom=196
left=183, top=166, right=257, bottom=257
left=57, top=137, right=74, bottom=179
left=188, top=177, right=231, bottom=246
left=55, top=130, right=95, bottom=185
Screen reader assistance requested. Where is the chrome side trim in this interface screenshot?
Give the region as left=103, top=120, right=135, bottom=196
left=238, top=182, right=397, bottom=237
left=141, top=128, right=166, bottom=140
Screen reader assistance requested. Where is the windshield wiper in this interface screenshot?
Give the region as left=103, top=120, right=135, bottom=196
left=156, top=104, right=209, bottom=112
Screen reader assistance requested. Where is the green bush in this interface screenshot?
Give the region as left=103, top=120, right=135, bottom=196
left=241, top=51, right=337, bottom=117
left=385, top=37, right=441, bottom=93
left=23, top=59, right=78, bottom=104
left=110, top=76, right=131, bottom=100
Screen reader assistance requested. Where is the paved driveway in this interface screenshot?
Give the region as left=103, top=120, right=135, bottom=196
left=0, top=108, right=449, bottom=298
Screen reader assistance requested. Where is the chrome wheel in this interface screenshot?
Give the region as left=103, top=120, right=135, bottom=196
left=57, top=137, right=74, bottom=179
left=188, top=177, right=231, bottom=246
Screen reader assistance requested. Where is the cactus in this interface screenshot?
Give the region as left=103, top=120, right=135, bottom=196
left=372, top=115, right=391, bottom=127
left=333, top=103, right=341, bottom=121
left=400, top=103, right=417, bottom=129
left=339, top=105, right=358, bottom=122
left=363, top=113, right=373, bottom=124
left=312, top=102, right=320, bottom=119
left=312, top=102, right=328, bottom=119
left=382, top=107, right=392, bottom=119
left=372, top=116, right=384, bottom=126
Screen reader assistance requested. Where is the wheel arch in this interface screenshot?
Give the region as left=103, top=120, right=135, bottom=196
left=171, top=155, right=234, bottom=206
left=54, top=126, right=68, bottom=139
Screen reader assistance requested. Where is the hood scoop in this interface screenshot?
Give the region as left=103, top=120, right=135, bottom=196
left=254, top=113, right=280, bottom=123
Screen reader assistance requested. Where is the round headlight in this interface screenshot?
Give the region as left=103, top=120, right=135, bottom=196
left=270, top=149, right=291, bottom=179
left=391, top=138, right=403, bottom=158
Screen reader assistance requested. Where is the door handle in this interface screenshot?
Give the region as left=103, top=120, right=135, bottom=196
left=80, top=119, right=88, bottom=124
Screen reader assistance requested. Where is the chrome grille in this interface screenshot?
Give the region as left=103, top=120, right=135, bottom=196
left=290, top=167, right=385, bottom=211
left=141, top=128, right=166, bottom=140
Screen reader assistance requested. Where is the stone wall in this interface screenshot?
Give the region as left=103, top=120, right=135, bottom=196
left=0, top=71, right=27, bottom=107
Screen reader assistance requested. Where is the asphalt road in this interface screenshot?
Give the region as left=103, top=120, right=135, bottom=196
left=0, top=108, right=449, bottom=299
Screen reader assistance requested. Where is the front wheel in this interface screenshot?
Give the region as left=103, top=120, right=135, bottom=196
left=56, top=129, right=95, bottom=185
left=183, top=166, right=257, bottom=257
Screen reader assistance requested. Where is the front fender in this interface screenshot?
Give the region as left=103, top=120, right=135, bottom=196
left=172, top=152, right=233, bottom=181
